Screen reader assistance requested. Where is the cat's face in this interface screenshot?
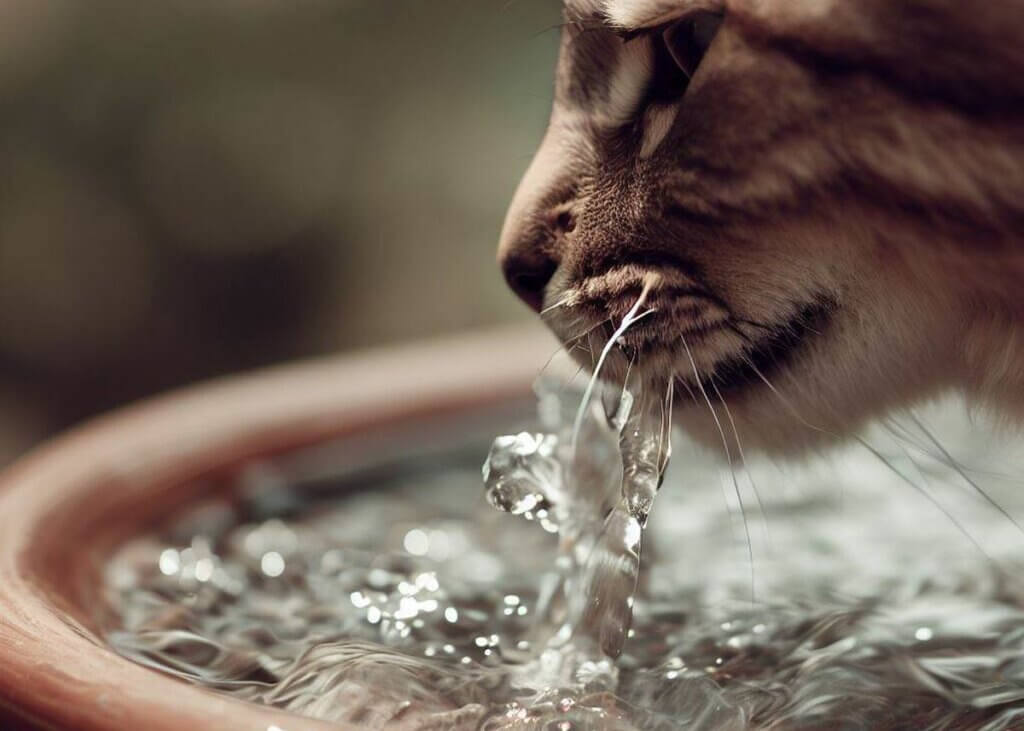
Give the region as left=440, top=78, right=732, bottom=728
left=499, top=0, right=1024, bottom=453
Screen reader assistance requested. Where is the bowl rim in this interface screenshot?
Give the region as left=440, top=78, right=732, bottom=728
left=0, top=323, right=555, bottom=730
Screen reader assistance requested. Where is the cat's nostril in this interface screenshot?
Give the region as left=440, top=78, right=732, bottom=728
left=502, top=253, right=558, bottom=313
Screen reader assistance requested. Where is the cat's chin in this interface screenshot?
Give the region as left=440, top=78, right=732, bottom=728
left=670, top=379, right=851, bottom=458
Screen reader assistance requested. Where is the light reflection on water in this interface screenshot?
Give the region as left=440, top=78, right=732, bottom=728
left=105, top=398, right=1024, bottom=730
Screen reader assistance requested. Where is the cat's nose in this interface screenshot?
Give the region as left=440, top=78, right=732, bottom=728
left=498, top=121, right=578, bottom=313
left=499, top=206, right=575, bottom=312
left=501, top=249, right=559, bottom=312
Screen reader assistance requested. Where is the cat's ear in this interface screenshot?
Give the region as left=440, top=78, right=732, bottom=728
left=602, top=0, right=724, bottom=30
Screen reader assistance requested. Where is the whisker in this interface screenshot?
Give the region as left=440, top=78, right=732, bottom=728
left=907, top=411, right=1024, bottom=539
left=711, top=380, right=771, bottom=551
left=674, top=374, right=702, bottom=408
left=857, top=436, right=994, bottom=562
left=567, top=365, right=587, bottom=389
left=573, top=307, right=657, bottom=447
left=681, top=335, right=755, bottom=601
left=744, top=360, right=830, bottom=437
left=732, top=318, right=775, bottom=334
left=530, top=21, right=571, bottom=40
left=553, top=316, right=586, bottom=337
left=742, top=358, right=997, bottom=556
left=882, top=417, right=1014, bottom=482
left=536, top=315, right=616, bottom=386
left=535, top=345, right=568, bottom=381
left=565, top=317, right=613, bottom=350
left=571, top=281, right=658, bottom=452
left=726, top=321, right=757, bottom=344
left=541, top=296, right=572, bottom=317
left=676, top=373, right=755, bottom=547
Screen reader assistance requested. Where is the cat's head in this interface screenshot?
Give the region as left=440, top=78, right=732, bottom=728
left=499, top=0, right=1024, bottom=453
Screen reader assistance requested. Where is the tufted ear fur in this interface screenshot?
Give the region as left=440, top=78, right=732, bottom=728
left=601, top=0, right=723, bottom=28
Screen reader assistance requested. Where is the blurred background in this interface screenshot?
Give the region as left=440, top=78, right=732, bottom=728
left=0, top=0, right=561, bottom=464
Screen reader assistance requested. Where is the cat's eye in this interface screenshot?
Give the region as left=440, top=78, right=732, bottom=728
left=647, top=11, right=723, bottom=102
left=664, top=12, right=723, bottom=78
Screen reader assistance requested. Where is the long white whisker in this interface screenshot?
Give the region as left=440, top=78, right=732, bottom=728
left=884, top=416, right=1015, bottom=482
left=540, top=296, right=572, bottom=316
left=555, top=365, right=588, bottom=400
left=571, top=281, right=657, bottom=452
left=859, top=436, right=994, bottom=562
left=746, top=361, right=997, bottom=555
left=907, top=411, right=1024, bottom=539
left=746, top=361, right=830, bottom=437
left=674, top=374, right=701, bottom=408
left=675, top=374, right=756, bottom=546
left=560, top=317, right=610, bottom=351
left=681, top=336, right=755, bottom=601
left=536, top=345, right=567, bottom=381
left=711, top=380, right=771, bottom=551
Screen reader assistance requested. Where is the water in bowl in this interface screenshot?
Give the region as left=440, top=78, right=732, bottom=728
left=105, top=376, right=1024, bottom=730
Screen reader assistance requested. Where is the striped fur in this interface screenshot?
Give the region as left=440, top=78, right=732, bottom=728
left=500, top=0, right=1024, bottom=454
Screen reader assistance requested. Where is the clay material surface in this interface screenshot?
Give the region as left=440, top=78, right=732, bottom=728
left=0, top=323, right=555, bottom=730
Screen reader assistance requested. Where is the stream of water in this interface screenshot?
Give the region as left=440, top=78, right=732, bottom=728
left=483, top=370, right=674, bottom=663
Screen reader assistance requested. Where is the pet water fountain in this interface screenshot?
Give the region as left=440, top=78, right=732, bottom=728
left=3, top=323, right=1024, bottom=730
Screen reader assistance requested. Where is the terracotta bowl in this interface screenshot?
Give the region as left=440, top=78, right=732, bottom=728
left=0, top=324, right=556, bottom=730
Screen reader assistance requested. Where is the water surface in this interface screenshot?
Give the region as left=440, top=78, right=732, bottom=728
left=105, top=396, right=1024, bottom=729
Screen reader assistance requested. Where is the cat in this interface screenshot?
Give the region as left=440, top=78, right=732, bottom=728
left=498, top=0, right=1024, bottom=454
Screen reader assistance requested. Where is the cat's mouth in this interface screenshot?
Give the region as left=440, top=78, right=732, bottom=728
left=552, top=262, right=726, bottom=337
left=547, top=265, right=835, bottom=397
left=679, top=298, right=837, bottom=397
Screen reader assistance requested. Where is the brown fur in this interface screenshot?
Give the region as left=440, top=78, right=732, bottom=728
left=499, top=0, right=1024, bottom=454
